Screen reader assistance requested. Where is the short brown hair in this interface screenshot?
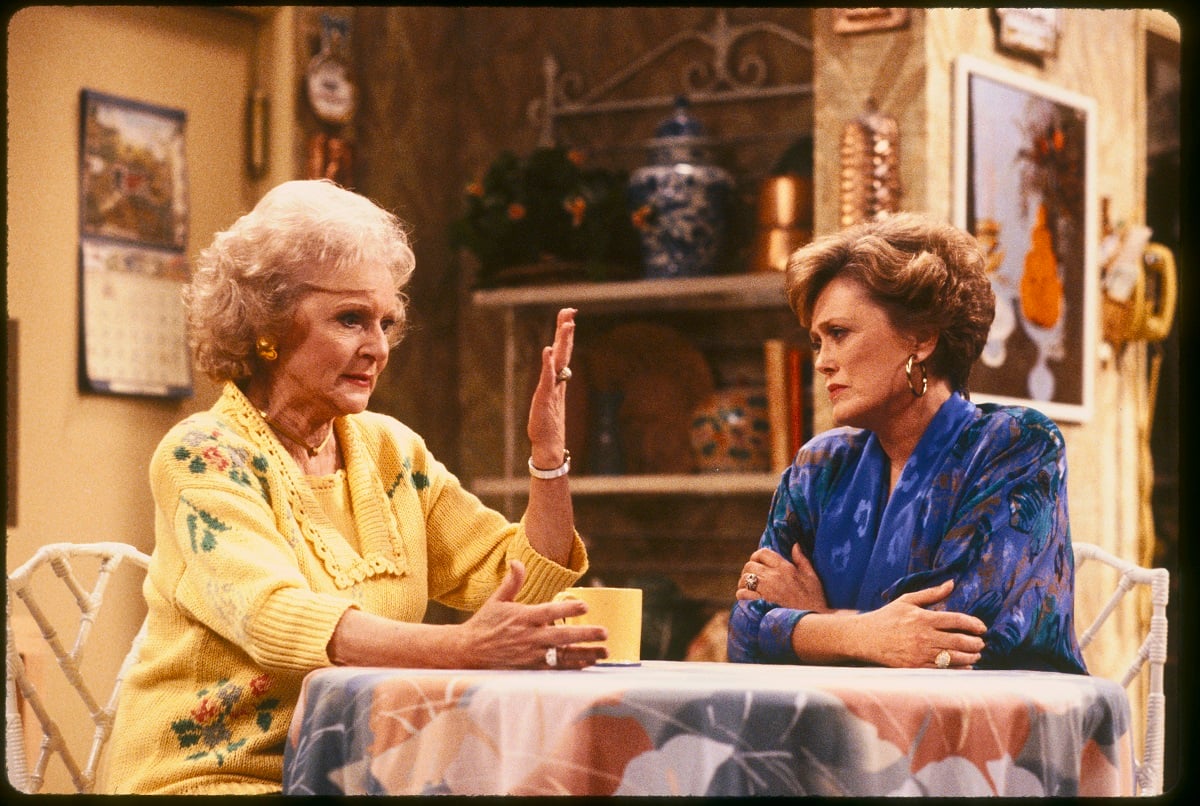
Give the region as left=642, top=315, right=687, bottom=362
left=785, top=213, right=995, bottom=392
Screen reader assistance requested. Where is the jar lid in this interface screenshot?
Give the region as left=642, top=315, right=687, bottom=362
left=644, top=96, right=719, bottom=163
left=654, top=96, right=708, bottom=139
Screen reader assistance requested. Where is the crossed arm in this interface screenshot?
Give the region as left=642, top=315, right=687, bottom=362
left=733, top=543, right=986, bottom=669
left=728, top=414, right=1081, bottom=672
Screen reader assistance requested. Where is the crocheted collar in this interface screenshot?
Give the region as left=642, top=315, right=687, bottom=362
left=220, top=382, right=410, bottom=588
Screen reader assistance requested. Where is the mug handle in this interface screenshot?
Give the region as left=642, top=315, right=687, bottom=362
left=552, top=591, right=581, bottom=625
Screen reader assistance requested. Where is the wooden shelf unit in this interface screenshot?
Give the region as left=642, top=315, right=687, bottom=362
left=468, top=273, right=813, bottom=512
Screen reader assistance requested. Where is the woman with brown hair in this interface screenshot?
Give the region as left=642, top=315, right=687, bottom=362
left=729, top=213, right=1086, bottom=674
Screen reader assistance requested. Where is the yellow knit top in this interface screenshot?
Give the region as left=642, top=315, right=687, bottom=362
left=100, top=383, right=588, bottom=794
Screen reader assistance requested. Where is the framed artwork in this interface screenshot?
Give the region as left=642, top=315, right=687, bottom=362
left=78, top=89, right=191, bottom=398
left=992, top=8, right=1061, bottom=60
left=953, top=55, right=1097, bottom=422
left=80, top=89, right=188, bottom=250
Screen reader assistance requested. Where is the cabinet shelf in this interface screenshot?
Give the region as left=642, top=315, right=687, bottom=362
left=472, top=272, right=787, bottom=313
left=468, top=269, right=818, bottom=510
left=471, top=472, right=781, bottom=498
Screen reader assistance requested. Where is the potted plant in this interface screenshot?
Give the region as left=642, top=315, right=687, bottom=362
left=451, top=147, right=640, bottom=287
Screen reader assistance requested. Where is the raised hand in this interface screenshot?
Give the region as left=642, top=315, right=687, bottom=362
left=527, top=308, right=575, bottom=470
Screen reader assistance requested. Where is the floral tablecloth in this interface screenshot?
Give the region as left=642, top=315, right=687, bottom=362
left=283, top=660, right=1133, bottom=796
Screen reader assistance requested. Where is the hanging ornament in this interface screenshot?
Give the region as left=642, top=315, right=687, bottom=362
left=304, top=14, right=357, bottom=185
left=839, top=99, right=901, bottom=228
left=305, top=15, right=357, bottom=127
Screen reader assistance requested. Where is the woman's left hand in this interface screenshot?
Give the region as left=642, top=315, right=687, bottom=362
left=527, top=308, right=576, bottom=469
left=458, top=560, right=607, bottom=670
left=736, top=543, right=829, bottom=611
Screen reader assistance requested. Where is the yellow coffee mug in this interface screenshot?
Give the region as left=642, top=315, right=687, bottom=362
left=552, top=586, right=642, bottom=666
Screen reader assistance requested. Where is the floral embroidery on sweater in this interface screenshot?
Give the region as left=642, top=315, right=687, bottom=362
left=173, top=426, right=272, bottom=505
left=386, top=456, right=430, bottom=498
left=170, top=675, right=279, bottom=767
left=180, top=496, right=230, bottom=553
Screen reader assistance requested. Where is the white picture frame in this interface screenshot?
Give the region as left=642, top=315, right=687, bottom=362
left=953, top=55, right=1097, bottom=423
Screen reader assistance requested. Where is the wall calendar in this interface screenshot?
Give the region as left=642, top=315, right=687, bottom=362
left=78, top=88, right=192, bottom=397
left=80, top=238, right=193, bottom=398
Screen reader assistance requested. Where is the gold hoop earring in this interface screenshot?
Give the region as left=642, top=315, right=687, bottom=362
left=256, top=336, right=278, bottom=362
left=905, top=355, right=927, bottom=397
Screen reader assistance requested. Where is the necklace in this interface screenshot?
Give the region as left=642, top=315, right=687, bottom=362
left=260, top=410, right=333, bottom=457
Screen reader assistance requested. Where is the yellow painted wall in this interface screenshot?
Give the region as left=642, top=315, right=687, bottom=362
left=5, top=5, right=297, bottom=791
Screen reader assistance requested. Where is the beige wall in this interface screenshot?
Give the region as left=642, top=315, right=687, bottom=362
left=8, top=6, right=244, bottom=557
left=5, top=5, right=297, bottom=791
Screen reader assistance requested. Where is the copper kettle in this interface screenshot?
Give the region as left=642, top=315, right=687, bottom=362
left=750, top=174, right=812, bottom=272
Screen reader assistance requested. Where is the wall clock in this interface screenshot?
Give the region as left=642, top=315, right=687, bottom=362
left=306, top=50, right=356, bottom=126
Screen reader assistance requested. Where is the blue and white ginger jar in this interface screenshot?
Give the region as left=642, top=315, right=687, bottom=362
left=628, top=97, right=733, bottom=279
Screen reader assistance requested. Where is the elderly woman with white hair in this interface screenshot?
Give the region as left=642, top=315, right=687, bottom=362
left=102, top=180, right=604, bottom=794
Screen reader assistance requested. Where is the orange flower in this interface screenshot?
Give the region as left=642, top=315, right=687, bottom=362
left=507, top=203, right=526, bottom=221
left=1052, top=126, right=1064, bottom=151
left=248, top=674, right=273, bottom=697
left=191, top=698, right=220, bottom=725
left=202, top=446, right=230, bottom=471
left=566, top=149, right=586, bottom=167
left=631, top=204, right=655, bottom=231
left=564, top=195, right=587, bottom=227
left=466, top=181, right=484, bottom=197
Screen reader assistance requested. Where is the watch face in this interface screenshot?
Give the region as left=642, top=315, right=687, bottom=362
left=306, top=54, right=356, bottom=125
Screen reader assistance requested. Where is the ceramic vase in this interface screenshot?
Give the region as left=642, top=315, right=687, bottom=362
left=628, top=97, right=733, bottom=279
left=689, top=387, right=771, bottom=473
left=587, top=390, right=625, bottom=475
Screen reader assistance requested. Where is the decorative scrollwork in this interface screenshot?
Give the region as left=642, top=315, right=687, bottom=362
left=529, top=10, right=812, bottom=146
left=555, top=69, right=588, bottom=105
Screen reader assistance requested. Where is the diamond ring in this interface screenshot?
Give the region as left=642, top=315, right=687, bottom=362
left=745, top=572, right=759, bottom=593
left=555, top=366, right=572, bottom=383
left=935, top=649, right=951, bottom=669
left=545, top=646, right=558, bottom=667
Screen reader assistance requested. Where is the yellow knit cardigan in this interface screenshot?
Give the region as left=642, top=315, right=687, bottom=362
left=101, top=383, right=588, bottom=794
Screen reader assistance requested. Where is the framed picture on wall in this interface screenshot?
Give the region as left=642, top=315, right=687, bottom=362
left=952, top=55, right=1097, bottom=422
left=79, top=89, right=188, bottom=250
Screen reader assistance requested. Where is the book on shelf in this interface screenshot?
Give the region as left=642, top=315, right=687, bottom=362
left=763, top=338, right=812, bottom=473
left=764, top=340, right=789, bottom=473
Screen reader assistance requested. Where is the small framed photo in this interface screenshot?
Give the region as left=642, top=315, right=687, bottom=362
left=993, top=8, right=1061, bottom=60
left=79, top=89, right=188, bottom=250
left=833, top=8, right=909, bottom=35
left=953, top=55, right=1097, bottom=423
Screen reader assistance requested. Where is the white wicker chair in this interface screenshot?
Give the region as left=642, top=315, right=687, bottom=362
left=6, top=541, right=150, bottom=794
left=1073, top=541, right=1169, bottom=796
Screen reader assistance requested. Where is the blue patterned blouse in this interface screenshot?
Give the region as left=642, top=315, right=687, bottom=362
left=728, top=392, right=1087, bottom=674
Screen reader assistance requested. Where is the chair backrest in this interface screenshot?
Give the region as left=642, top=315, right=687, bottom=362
left=1072, top=541, right=1168, bottom=796
left=6, top=541, right=150, bottom=794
